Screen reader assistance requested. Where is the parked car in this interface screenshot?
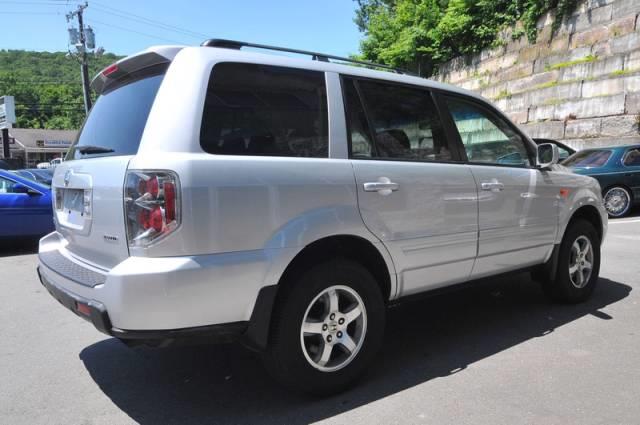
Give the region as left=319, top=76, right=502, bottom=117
left=38, top=41, right=607, bottom=394
left=11, top=168, right=54, bottom=186
left=563, top=144, right=640, bottom=217
left=0, top=169, right=54, bottom=238
left=533, top=138, right=576, bottom=161
left=36, top=158, right=64, bottom=169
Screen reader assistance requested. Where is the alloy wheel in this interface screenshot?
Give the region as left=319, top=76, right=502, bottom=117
left=300, top=285, right=367, bottom=372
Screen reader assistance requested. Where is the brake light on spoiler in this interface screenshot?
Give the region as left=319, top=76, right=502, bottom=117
left=124, top=170, right=180, bottom=247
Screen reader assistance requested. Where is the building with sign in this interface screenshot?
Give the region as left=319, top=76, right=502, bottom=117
left=5, top=128, right=77, bottom=168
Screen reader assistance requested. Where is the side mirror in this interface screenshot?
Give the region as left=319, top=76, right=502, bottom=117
left=13, top=183, right=41, bottom=196
left=536, top=143, right=559, bottom=169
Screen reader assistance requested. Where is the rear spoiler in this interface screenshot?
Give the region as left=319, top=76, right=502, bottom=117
left=91, top=46, right=184, bottom=95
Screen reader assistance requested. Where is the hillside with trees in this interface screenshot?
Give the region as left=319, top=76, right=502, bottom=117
left=0, top=50, right=122, bottom=130
left=354, top=0, right=578, bottom=76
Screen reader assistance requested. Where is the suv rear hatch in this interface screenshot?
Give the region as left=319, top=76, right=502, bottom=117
left=53, top=47, right=181, bottom=269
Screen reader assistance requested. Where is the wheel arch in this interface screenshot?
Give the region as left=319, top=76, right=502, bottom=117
left=243, top=234, right=396, bottom=351
left=569, top=204, right=604, bottom=243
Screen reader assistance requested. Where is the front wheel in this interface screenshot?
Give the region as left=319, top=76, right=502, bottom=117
left=541, top=219, right=601, bottom=303
left=603, top=186, right=632, bottom=218
left=262, top=259, right=385, bottom=395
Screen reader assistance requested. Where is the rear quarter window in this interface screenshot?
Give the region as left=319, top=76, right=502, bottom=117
left=200, top=63, right=328, bottom=158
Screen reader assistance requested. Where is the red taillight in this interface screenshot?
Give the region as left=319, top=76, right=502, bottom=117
left=164, top=181, right=176, bottom=222
left=102, top=63, right=118, bottom=77
left=124, top=171, right=180, bottom=247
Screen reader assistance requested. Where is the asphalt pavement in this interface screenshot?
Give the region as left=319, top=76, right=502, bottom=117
left=1, top=212, right=639, bottom=424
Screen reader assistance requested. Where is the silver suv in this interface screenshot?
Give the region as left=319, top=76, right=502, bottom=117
left=38, top=40, right=607, bottom=394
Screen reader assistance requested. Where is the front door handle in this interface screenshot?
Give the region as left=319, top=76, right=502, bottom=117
left=363, top=178, right=399, bottom=195
left=481, top=180, right=505, bottom=192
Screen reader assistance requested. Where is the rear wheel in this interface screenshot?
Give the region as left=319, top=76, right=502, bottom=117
left=603, top=186, right=632, bottom=218
left=541, top=219, right=600, bottom=303
left=263, top=259, right=385, bottom=395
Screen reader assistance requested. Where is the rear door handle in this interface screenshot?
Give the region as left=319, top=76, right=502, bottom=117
left=481, top=180, right=505, bottom=192
left=363, top=178, right=399, bottom=195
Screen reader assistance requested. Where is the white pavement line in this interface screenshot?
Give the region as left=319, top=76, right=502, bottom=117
left=608, top=218, right=640, bottom=224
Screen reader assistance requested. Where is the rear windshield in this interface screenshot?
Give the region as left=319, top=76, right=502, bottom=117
left=67, top=68, right=165, bottom=160
left=563, top=149, right=612, bottom=167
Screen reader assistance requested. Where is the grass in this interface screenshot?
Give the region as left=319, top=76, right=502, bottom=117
left=495, top=89, right=512, bottom=100
left=532, top=80, right=559, bottom=90
left=543, top=55, right=597, bottom=71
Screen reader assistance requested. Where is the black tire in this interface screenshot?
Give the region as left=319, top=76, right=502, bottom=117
left=541, top=219, right=600, bottom=303
left=262, top=259, right=385, bottom=395
left=603, top=185, right=632, bottom=218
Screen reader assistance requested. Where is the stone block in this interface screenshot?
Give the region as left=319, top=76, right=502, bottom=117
left=560, top=56, right=624, bottom=81
left=566, top=5, right=613, bottom=34
left=624, top=74, right=640, bottom=92
left=508, top=70, right=560, bottom=94
left=625, top=50, right=640, bottom=71
left=506, top=110, right=529, bottom=124
left=608, top=14, right=637, bottom=37
left=534, top=47, right=592, bottom=73
left=588, top=0, right=616, bottom=8
left=582, top=77, right=625, bottom=97
left=503, top=92, right=530, bottom=112
left=610, top=32, right=640, bottom=55
left=522, top=121, right=566, bottom=139
left=612, top=0, right=640, bottom=19
left=554, top=94, right=626, bottom=119
left=592, top=41, right=611, bottom=57
left=565, top=118, right=602, bottom=138
left=570, top=25, right=609, bottom=48
left=570, top=136, right=640, bottom=149
left=496, top=62, right=534, bottom=82
left=528, top=104, right=556, bottom=121
left=625, top=92, right=640, bottom=113
left=519, top=45, right=541, bottom=63
left=528, top=81, right=582, bottom=105
left=601, top=115, right=640, bottom=136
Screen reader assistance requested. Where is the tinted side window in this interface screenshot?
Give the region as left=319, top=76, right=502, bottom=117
left=342, top=78, right=375, bottom=158
left=0, top=177, right=18, bottom=194
left=349, top=79, right=451, bottom=161
left=446, top=97, right=531, bottom=167
left=623, top=148, right=640, bottom=166
left=200, top=63, right=328, bottom=157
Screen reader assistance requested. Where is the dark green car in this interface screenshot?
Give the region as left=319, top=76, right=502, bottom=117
left=563, top=144, right=640, bottom=217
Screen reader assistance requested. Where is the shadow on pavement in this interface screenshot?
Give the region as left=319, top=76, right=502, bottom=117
left=0, top=237, right=39, bottom=257
left=80, top=275, right=631, bottom=425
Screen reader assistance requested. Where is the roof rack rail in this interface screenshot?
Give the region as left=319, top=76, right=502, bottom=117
left=201, top=39, right=415, bottom=75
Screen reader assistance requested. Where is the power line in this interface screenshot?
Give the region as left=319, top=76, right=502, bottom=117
left=90, top=1, right=208, bottom=39
left=86, top=18, right=185, bottom=44
left=0, top=11, right=61, bottom=15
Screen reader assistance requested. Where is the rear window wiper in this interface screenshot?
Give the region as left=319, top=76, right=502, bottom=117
left=76, top=145, right=115, bottom=154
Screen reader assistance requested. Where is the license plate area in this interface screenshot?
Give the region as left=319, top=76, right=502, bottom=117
left=55, top=187, right=92, bottom=234
left=63, top=189, right=85, bottom=214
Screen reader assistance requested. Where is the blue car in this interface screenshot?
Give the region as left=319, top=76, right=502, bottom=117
left=563, top=144, right=640, bottom=217
left=0, top=169, right=54, bottom=238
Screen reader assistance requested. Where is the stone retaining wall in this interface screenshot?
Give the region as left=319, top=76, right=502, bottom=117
left=434, top=0, right=640, bottom=150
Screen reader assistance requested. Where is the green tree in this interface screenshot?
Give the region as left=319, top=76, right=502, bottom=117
left=355, top=0, right=577, bottom=76
left=0, top=50, right=122, bottom=130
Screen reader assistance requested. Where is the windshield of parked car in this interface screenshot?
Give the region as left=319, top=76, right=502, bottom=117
left=563, top=149, right=612, bottom=167
left=67, top=67, right=166, bottom=160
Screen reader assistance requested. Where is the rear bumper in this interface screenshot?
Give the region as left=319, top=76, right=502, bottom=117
left=37, top=265, right=248, bottom=344
left=38, top=232, right=292, bottom=342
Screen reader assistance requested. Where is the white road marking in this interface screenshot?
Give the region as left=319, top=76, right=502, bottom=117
left=608, top=218, right=640, bottom=224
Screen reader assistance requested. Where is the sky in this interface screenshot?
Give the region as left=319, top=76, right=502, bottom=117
left=0, top=0, right=364, bottom=57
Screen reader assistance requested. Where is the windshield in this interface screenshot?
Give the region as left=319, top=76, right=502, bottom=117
left=563, top=149, right=612, bottom=167
left=67, top=69, right=165, bottom=160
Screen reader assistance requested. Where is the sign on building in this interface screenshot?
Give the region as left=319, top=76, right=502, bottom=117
left=0, top=96, right=16, bottom=129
